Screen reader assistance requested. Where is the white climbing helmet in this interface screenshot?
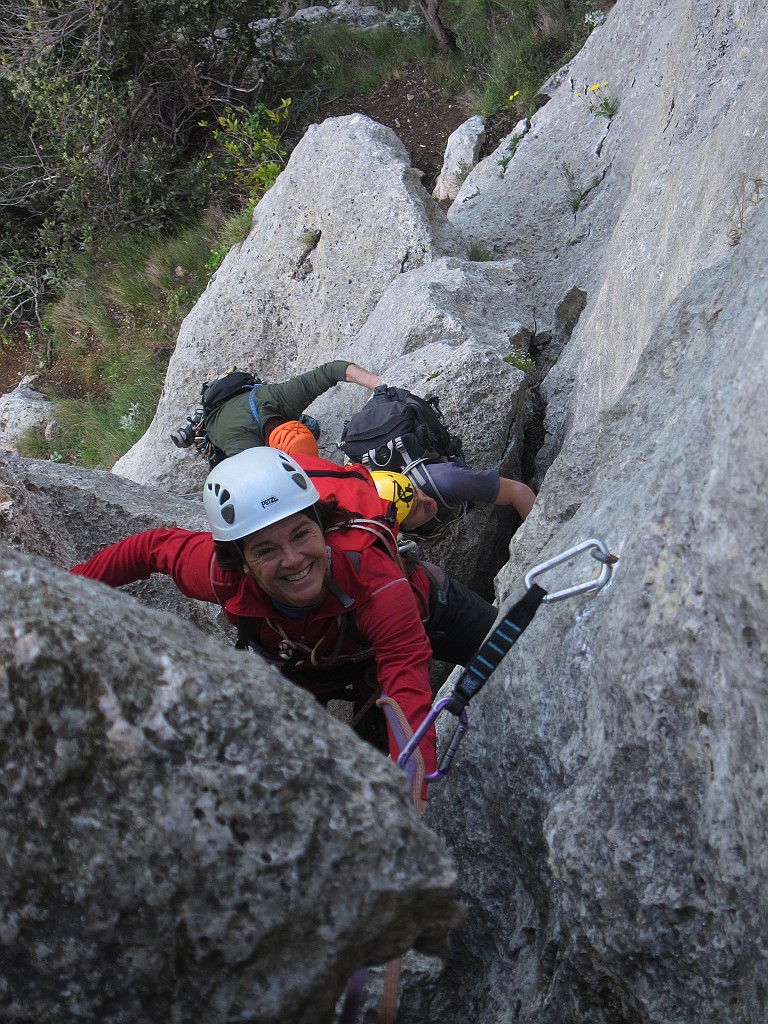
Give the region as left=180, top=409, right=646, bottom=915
left=203, top=448, right=320, bottom=542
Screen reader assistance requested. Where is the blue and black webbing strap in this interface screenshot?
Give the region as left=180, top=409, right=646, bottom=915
left=247, top=387, right=262, bottom=428
left=445, top=582, right=548, bottom=716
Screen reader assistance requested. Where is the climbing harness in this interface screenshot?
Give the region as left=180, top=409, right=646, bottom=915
left=397, top=538, right=618, bottom=779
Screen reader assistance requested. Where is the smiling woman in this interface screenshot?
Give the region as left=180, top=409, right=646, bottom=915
left=71, top=449, right=498, bottom=789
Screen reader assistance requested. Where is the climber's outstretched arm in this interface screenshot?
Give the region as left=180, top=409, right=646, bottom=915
left=345, top=363, right=381, bottom=390
left=495, top=477, right=536, bottom=520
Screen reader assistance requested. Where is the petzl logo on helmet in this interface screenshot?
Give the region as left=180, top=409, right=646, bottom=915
left=261, top=495, right=279, bottom=508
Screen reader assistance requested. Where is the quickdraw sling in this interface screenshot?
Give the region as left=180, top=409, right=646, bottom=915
left=397, top=537, right=618, bottom=780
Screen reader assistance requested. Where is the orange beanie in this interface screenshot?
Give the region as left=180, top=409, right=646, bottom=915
left=267, top=419, right=319, bottom=457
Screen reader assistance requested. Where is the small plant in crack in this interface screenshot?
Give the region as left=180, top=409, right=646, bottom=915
left=497, top=132, right=524, bottom=170
left=468, top=239, right=495, bottom=261
left=455, top=160, right=474, bottom=186
left=576, top=81, right=620, bottom=118
left=297, top=227, right=322, bottom=249
left=726, top=174, right=765, bottom=246
left=561, top=161, right=587, bottom=216
left=584, top=9, right=606, bottom=29
left=503, top=346, right=535, bottom=373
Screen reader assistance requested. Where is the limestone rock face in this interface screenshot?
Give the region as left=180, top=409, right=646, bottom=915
left=419, top=117, right=768, bottom=1024
left=291, top=2, right=384, bottom=30
left=113, top=114, right=466, bottom=494
left=0, top=547, right=462, bottom=1024
left=449, top=0, right=768, bottom=482
left=6, top=0, right=768, bottom=1019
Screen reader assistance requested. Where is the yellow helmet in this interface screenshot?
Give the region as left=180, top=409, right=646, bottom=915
left=371, top=471, right=415, bottom=524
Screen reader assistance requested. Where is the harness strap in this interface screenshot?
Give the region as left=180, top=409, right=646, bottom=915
left=326, top=517, right=401, bottom=565
left=379, top=959, right=401, bottom=1024
left=377, top=695, right=426, bottom=811
left=415, top=559, right=449, bottom=608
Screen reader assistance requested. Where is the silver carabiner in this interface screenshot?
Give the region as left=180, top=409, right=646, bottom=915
left=524, top=537, right=618, bottom=603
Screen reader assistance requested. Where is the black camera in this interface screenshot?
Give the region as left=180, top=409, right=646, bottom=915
left=170, top=407, right=204, bottom=448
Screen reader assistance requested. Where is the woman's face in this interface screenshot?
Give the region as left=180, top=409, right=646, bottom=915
left=241, top=512, right=327, bottom=607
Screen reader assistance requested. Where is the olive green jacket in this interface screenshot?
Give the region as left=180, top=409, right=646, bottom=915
left=204, top=360, right=351, bottom=456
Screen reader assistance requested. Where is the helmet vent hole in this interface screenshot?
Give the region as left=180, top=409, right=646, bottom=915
left=219, top=487, right=231, bottom=505
left=221, top=505, right=235, bottom=525
left=292, top=474, right=308, bottom=490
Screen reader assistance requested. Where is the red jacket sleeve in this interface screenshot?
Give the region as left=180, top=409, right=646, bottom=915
left=352, top=546, right=437, bottom=775
left=70, top=527, right=236, bottom=605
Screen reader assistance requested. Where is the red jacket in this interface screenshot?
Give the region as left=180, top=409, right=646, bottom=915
left=71, top=526, right=437, bottom=773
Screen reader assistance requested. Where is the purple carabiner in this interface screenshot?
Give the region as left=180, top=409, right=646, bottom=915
left=397, top=697, right=469, bottom=782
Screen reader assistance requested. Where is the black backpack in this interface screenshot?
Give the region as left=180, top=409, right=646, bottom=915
left=170, top=369, right=265, bottom=467
left=201, top=370, right=264, bottom=417
left=339, top=385, right=464, bottom=471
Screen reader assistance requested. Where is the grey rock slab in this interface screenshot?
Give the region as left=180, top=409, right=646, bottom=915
left=0, top=374, right=55, bottom=451
left=432, top=116, right=487, bottom=203
left=0, top=451, right=225, bottom=639
left=449, top=0, right=768, bottom=479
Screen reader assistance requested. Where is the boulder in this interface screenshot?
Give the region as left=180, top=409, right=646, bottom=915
left=0, top=374, right=55, bottom=451
left=432, top=116, right=486, bottom=203
left=0, top=545, right=462, bottom=1024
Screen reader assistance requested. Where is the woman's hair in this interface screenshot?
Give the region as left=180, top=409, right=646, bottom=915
left=213, top=498, right=355, bottom=573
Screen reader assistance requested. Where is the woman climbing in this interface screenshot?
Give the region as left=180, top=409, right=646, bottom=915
left=71, top=449, right=497, bottom=779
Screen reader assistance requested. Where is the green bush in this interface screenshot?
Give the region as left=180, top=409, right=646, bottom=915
left=0, top=0, right=282, bottom=311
